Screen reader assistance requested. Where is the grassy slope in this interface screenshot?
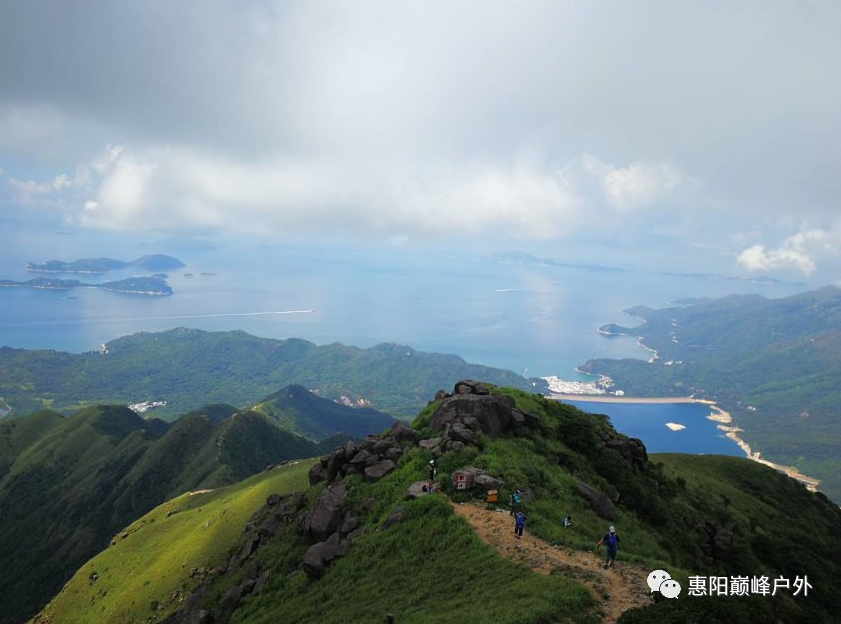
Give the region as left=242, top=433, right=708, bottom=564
left=29, top=388, right=841, bottom=624
left=0, top=405, right=335, bottom=624
left=32, top=459, right=316, bottom=624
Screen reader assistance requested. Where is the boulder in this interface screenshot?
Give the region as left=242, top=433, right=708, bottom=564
left=605, top=437, right=648, bottom=468
left=308, top=463, right=329, bottom=486
left=340, top=515, right=360, bottom=535
left=266, top=493, right=282, bottom=506
left=239, top=535, right=260, bottom=563
left=303, top=532, right=351, bottom=577
left=418, top=437, right=441, bottom=449
left=258, top=514, right=281, bottom=538
left=372, top=437, right=398, bottom=456
left=448, top=423, right=475, bottom=444
left=253, top=570, right=270, bottom=595
left=474, top=474, right=504, bottom=490
left=445, top=440, right=465, bottom=452
left=434, top=389, right=449, bottom=401
left=303, top=484, right=347, bottom=542
left=406, top=480, right=430, bottom=500
left=454, top=380, right=490, bottom=395
left=430, top=394, right=516, bottom=437
left=364, top=459, right=396, bottom=482
left=389, top=421, right=421, bottom=443
left=349, top=449, right=374, bottom=466
left=385, top=446, right=403, bottom=461
left=218, top=585, right=243, bottom=614
left=575, top=481, right=617, bottom=521
left=451, top=466, right=488, bottom=490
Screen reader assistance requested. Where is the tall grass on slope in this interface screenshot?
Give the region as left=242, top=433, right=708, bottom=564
left=32, top=459, right=316, bottom=624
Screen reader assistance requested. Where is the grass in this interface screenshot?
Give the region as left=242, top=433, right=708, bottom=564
left=232, top=468, right=599, bottom=624
left=32, top=459, right=316, bottom=624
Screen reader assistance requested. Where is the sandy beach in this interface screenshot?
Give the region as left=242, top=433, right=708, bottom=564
left=549, top=393, right=821, bottom=492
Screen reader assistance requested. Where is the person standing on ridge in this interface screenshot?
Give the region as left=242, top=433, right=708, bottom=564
left=428, top=459, right=436, bottom=483
left=514, top=510, right=527, bottom=539
left=597, top=525, right=620, bottom=568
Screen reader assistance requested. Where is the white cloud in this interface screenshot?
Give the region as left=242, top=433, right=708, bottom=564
left=737, top=228, right=841, bottom=275
left=578, top=154, right=684, bottom=210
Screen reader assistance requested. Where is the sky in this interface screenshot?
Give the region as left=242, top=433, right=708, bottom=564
left=1, top=1, right=840, bottom=280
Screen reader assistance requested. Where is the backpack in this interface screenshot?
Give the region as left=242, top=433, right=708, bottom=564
left=513, top=492, right=521, bottom=504
left=605, top=532, right=619, bottom=547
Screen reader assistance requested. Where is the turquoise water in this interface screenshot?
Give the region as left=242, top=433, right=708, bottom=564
left=562, top=400, right=743, bottom=456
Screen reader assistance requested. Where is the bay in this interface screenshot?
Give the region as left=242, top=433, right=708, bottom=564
left=562, top=400, right=743, bottom=456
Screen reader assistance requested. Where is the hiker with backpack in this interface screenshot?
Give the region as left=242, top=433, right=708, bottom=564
left=514, top=510, right=527, bottom=539
left=510, top=488, right=521, bottom=516
left=428, top=459, right=436, bottom=483
left=562, top=515, right=572, bottom=528
left=596, top=525, right=620, bottom=568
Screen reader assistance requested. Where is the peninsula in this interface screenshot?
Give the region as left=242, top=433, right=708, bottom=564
left=26, top=254, right=185, bottom=274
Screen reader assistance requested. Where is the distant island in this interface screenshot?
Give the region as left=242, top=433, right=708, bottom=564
left=0, top=276, right=173, bottom=296
left=26, top=254, right=185, bottom=274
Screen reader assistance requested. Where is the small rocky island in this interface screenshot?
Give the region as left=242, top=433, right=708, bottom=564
left=0, top=276, right=173, bottom=296
left=26, top=254, right=185, bottom=274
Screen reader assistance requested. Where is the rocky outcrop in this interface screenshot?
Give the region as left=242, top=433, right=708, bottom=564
left=450, top=467, right=503, bottom=492
left=309, top=425, right=415, bottom=487
left=416, top=381, right=540, bottom=457
left=301, top=484, right=347, bottom=543
left=602, top=435, right=648, bottom=468
left=575, top=481, right=618, bottom=521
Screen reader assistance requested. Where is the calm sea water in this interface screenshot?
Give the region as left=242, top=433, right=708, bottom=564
left=562, top=401, right=743, bottom=456
left=0, top=227, right=807, bottom=456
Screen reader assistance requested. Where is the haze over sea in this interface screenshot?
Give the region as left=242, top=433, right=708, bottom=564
left=0, top=229, right=808, bottom=379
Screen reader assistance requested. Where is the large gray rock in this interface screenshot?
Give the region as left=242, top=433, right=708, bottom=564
left=385, top=446, right=403, bottom=461
left=474, top=474, right=504, bottom=490
left=302, top=533, right=350, bottom=578
left=448, top=423, right=475, bottom=444
left=454, top=380, right=491, bottom=395
left=605, top=437, right=648, bottom=468
left=406, top=480, right=431, bottom=499
left=303, top=484, right=347, bottom=542
left=390, top=420, right=421, bottom=443
left=418, top=437, right=441, bottom=449
left=364, top=459, right=396, bottom=482
left=430, top=394, right=517, bottom=437
left=575, top=481, right=617, bottom=520
left=372, top=437, right=398, bottom=456
left=308, top=463, right=329, bottom=486
left=349, top=449, right=374, bottom=466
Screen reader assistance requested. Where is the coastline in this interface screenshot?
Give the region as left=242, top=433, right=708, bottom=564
left=548, top=393, right=821, bottom=492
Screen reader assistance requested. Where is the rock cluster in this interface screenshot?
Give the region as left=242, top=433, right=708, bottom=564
left=309, top=421, right=420, bottom=486
left=162, top=492, right=306, bottom=624
left=419, top=380, right=540, bottom=457
left=299, top=483, right=365, bottom=577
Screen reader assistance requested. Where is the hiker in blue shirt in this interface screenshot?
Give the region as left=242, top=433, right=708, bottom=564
left=514, top=510, right=527, bottom=538
left=597, top=525, right=620, bottom=568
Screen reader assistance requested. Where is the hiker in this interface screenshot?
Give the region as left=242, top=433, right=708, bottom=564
left=596, top=525, right=620, bottom=568
left=514, top=510, right=527, bottom=539
left=510, top=488, right=521, bottom=516
left=562, top=515, right=572, bottom=528
left=428, top=459, right=436, bottom=483
left=426, top=478, right=434, bottom=494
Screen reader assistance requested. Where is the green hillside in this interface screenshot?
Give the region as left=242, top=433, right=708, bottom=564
left=253, top=383, right=396, bottom=439
left=32, top=459, right=315, bottom=624
left=0, top=403, right=338, bottom=624
left=0, top=328, right=538, bottom=419
left=33, top=385, right=841, bottom=624
left=579, top=285, right=841, bottom=500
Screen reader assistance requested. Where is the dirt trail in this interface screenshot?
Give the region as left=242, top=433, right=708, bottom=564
left=451, top=502, right=652, bottom=623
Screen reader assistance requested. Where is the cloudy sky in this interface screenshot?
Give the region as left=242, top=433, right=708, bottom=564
left=1, top=1, right=839, bottom=278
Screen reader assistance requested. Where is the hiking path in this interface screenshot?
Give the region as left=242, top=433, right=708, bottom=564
left=451, top=502, right=653, bottom=623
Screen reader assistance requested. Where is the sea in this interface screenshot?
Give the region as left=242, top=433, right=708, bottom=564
left=0, top=225, right=809, bottom=455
